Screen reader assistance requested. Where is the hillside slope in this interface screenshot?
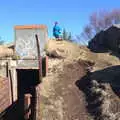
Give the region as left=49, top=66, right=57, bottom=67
left=41, top=39, right=120, bottom=120
left=41, top=40, right=93, bottom=120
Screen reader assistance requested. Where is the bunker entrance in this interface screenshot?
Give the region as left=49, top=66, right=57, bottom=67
left=16, top=69, right=39, bottom=120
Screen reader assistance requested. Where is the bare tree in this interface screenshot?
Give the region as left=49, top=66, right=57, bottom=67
left=80, top=9, right=120, bottom=42
left=62, top=28, right=72, bottom=41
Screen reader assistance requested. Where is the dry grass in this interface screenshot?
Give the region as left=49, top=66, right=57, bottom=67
left=91, top=80, right=120, bottom=120
left=41, top=39, right=120, bottom=120
left=47, top=39, right=93, bottom=62
left=45, top=39, right=120, bottom=120
left=47, top=40, right=120, bottom=68
left=0, top=45, right=13, bottom=58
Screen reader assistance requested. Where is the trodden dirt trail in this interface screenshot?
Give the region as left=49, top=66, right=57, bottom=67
left=40, top=58, right=92, bottom=120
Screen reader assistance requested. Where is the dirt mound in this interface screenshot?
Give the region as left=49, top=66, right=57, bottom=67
left=41, top=40, right=95, bottom=120
left=41, top=39, right=120, bottom=120
left=41, top=58, right=93, bottom=120
left=0, top=45, right=13, bottom=58
left=46, top=40, right=94, bottom=62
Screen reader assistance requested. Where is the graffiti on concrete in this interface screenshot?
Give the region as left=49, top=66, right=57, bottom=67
left=15, top=28, right=48, bottom=67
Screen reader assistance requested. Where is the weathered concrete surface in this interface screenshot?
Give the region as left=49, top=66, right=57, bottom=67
left=15, top=25, right=48, bottom=68
left=0, top=59, right=18, bottom=102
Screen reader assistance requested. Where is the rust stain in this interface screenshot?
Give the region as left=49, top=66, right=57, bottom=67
left=14, top=25, right=47, bottom=30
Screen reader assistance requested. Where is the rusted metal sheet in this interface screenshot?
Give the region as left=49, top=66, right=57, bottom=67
left=14, top=25, right=48, bottom=68
left=24, top=94, right=32, bottom=120
left=0, top=77, right=12, bottom=113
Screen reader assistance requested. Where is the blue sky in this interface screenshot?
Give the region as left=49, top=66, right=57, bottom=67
left=0, top=0, right=120, bottom=43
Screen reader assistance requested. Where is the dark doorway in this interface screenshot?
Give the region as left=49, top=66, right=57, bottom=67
left=17, top=69, right=39, bottom=120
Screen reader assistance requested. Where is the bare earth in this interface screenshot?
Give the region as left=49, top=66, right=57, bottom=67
left=40, top=40, right=120, bottom=120
left=41, top=58, right=91, bottom=120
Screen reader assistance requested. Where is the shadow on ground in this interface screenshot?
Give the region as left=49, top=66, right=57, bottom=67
left=76, top=65, right=120, bottom=98
left=88, top=45, right=120, bottom=60
left=0, top=90, right=36, bottom=120
left=87, top=45, right=109, bottom=53
left=91, top=65, right=120, bottom=96
left=0, top=100, right=24, bottom=120
left=75, top=65, right=120, bottom=117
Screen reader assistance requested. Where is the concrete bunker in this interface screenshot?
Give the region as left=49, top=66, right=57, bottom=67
left=0, top=24, right=48, bottom=119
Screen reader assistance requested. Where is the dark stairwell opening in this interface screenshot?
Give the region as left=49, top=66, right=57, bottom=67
left=17, top=69, right=39, bottom=120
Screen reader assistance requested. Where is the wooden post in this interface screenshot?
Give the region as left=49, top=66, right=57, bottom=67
left=6, top=62, right=9, bottom=77
left=24, top=94, right=32, bottom=120
left=46, top=56, right=48, bottom=76
left=9, top=70, right=14, bottom=103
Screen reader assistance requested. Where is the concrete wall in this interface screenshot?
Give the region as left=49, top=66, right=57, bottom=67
left=0, top=60, right=8, bottom=78
left=9, top=60, right=18, bottom=101
left=0, top=59, right=18, bottom=106
left=15, top=25, right=48, bottom=68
